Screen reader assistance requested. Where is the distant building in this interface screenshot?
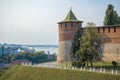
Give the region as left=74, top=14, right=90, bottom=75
left=0, top=43, right=35, bottom=56
left=12, top=59, right=31, bottom=65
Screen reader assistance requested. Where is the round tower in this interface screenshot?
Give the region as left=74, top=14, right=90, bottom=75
left=57, top=9, right=83, bottom=63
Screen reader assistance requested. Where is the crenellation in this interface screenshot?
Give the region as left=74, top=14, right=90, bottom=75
left=57, top=9, right=120, bottom=63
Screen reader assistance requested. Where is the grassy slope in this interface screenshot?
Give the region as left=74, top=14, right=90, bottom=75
left=0, top=65, right=120, bottom=80
left=62, top=62, right=120, bottom=70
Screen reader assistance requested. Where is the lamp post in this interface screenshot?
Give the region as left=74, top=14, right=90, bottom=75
left=116, top=48, right=119, bottom=63
left=65, top=53, right=68, bottom=68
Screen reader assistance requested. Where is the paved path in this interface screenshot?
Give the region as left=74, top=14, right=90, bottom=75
left=32, top=61, right=59, bottom=68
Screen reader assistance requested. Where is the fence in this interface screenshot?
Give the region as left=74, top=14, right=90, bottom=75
left=21, top=62, right=120, bottom=75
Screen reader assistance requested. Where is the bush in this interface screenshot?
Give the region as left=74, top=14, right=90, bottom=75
left=72, top=61, right=76, bottom=68
left=112, top=61, right=118, bottom=68
left=72, top=61, right=85, bottom=68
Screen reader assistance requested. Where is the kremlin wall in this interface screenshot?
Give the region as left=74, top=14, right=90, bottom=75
left=99, top=25, right=120, bottom=62
left=57, top=9, right=120, bottom=63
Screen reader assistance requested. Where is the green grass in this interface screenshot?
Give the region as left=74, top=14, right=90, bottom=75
left=61, top=61, right=120, bottom=68
left=0, top=65, right=120, bottom=80
left=60, top=61, right=120, bottom=74
left=0, top=67, right=9, bottom=77
left=93, top=62, right=120, bottom=68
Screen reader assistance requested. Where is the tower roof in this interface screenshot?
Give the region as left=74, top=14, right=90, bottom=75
left=58, top=8, right=82, bottom=23
left=64, top=8, right=78, bottom=22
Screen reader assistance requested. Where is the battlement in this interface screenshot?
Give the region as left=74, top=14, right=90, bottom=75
left=97, top=25, right=120, bottom=43
left=81, top=25, right=120, bottom=43
left=57, top=8, right=120, bottom=63
left=58, top=22, right=82, bottom=41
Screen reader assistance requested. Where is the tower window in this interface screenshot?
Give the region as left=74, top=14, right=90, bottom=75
left=103, top=27, right=105, bottom=33
left=65, top=23, right=67, bottom=28
left=98, top=27, right=100, bottom=33
left=71, top=22, right=73, bottom=27
left=108, top=27, right=110, bottom=33
left=60, top=24, right=62, bottom=28
left=114, top=26, right=116, bottom=32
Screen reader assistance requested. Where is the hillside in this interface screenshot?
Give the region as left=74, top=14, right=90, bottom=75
left=0, top=66, right=120, bottom=80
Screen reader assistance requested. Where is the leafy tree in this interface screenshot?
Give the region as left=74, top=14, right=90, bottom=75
left=70, top=27, right=83, bottom=61
left=112, top=61, right=118, bottom=68
left=118, top=16, right=120, bottom=24
left=113, top=11, right=119, bottom=24
left=2, top=51, right=56, bottom=63
left=3, top=54, right=15, bottom=62
left=78, top=23, right=101, bottom=67
left=103, top=4, right=114, bottom=25
left=103, top=4, right=120, bottom=25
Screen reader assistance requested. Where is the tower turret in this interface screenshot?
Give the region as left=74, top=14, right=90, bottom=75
left=57, top=9, right=83, bottom=63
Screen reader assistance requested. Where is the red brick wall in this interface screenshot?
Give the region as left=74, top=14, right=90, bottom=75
left=58, top=22, right=120, bottom=43
left=58, top=22, right=82, bottom=41
left=97, top=25, right=120, bottom=43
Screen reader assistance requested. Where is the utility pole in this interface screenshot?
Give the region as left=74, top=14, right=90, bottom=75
left=117, top=48, right=119, bottom=63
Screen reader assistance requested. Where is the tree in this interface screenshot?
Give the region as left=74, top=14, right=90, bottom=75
left=104, top=4, right=114, bottom=25
left=3, top=54, right=15, bottom=62
left=118, top=16, right=120, bottom=24
left=70, top=27, right=83, bottom=61
left=78, top=23, right=101, bottom=67
left=113, top=11, right=119, bottom=24
left=103, top=4, right=120, bottom=25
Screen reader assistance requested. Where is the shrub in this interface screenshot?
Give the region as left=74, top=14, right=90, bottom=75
left=112, top=61, right=118, bottom=68
left=72, top=61, right=85, bottom=68
left=72, top=61, right=77, bottom=68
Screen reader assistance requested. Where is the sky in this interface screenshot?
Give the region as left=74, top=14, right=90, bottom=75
left=0, top=0, right=120, bottom=45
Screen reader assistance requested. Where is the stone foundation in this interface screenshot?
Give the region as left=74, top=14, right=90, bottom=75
left=102, top=43, right=120, bottom=62
left=57, top=40, right=72, bottom=63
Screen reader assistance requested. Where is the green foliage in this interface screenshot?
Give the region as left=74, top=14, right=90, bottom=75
left=78, top=23, right=101, bottom=67
left=118, top=16, right=120, bottom=24
left=70, top=27, right=82, bottom=61
left=112, top=61, right=118, bottom=67
left=72, top=61, right=85, bottom=68
left=103, top=4, right=120, bottom=25
left=0, top=67, right=9, bottom=77
left=3, top=54, right=15, bottom=61
left=0, top=69, right=6, bottom=76
left=0, top=66, right=120, bottom=80
left=2, top=52, right=56, bottom=63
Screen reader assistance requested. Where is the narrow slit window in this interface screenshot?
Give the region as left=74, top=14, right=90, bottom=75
left=65, top=23, right=67, bottom=28
left=98, top=27, right=100, bottom=33
left=108, top=27, right=110, bottom=33
left=114, top=26, right=116, bottom=32
left=103, top=27, right=105, bottom=33
left=71, top=22, right=73, bottom=27
left=61, top=24, right=62, bottom=28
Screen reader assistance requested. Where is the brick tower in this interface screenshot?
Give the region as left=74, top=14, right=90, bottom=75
left=57, top=9, right=83, bottom=63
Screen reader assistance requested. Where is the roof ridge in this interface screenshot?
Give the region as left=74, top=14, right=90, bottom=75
left=64, top=8, right=78, bottom=21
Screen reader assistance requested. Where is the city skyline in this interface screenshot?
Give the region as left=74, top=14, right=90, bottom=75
left=0, top=0, right=120, bottom=45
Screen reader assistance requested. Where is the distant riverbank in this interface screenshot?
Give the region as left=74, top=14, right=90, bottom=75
left=25, top=45, right=58, bottom=54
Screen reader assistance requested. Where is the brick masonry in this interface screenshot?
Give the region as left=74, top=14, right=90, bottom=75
left=57, top=21, right=82, bottom=63
left=57, top=20, right=120, bottom=63
left=57, top=40, right=72, bottom=63
left=98, top=25, right=120, bottom=62
left=58, top=22, right=82, bottom=41
left=102, top=43, right=120, bottom=62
